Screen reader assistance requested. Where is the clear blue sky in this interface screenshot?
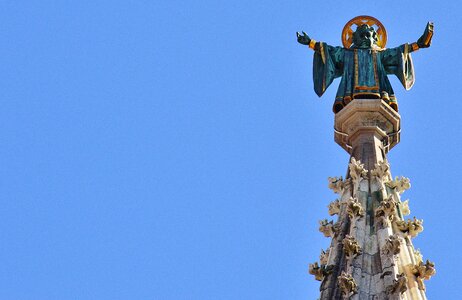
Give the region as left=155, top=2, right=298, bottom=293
left=0, top=1, right=459, bottom=299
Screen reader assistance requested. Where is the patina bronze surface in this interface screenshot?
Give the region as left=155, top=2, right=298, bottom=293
left=297, top=16, right=433, bottom=113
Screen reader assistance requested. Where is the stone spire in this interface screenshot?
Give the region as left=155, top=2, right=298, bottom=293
left=309, top=99, right=435, bottom=299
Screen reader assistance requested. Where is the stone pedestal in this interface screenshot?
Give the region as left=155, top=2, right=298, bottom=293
left=334, top=99, right=400, bottom=169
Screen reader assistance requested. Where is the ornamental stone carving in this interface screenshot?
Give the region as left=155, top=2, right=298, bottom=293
left=370, top=160, right=390, bottom=180
left=338, top=271, right=357, bottom=297
left=320, top=248, right=330, bottom=265
left=386, top=176, right=411, bottom=194
left=400, top=199, right=411, bottom=216
left=411, top=260, right=436, bottom=291
left=343, top=235, right=362, bottom=258
left=309, top=262, right=334, bottom=281
left=319, top=219, right=338, bottom=237
left=328, top=199, right=341, bottom=216
left=396, top=217, right=424, bottom=238
left=328, top=176, right=345, bottom=194
left=346, top=197, right=364, bottom=219
left=386, top=273, right=408, bottom=295
left=348, top=157, right=368, bottom=181
left=375, top=195, right=398, bottom=227
left=382, top=234, right=402, bottom=256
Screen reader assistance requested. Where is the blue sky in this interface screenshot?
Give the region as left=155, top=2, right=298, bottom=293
left=0, top=1, right=459, bottom=299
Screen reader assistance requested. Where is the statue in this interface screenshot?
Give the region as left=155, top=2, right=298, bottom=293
left=297, top=16, right=433, bottom=113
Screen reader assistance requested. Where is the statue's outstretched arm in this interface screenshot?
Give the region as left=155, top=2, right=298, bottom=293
left=296, top=31, right=318, bottom=50
left=410, top=22, right=433, bottom=51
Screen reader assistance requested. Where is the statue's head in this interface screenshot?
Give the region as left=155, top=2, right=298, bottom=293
left=352, top=24, right=379, bottom=49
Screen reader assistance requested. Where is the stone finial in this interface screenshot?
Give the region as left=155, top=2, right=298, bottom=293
left=375, top=195, right=398, bottom=227
left=346, top=197, right=364, bottom=219
left=320, top=248, right=330, bottom=265
left=343, top=235, right=362, bottom=258
left=386, top=176, right=411, bottom=194
left=400, top=199, right=411, bottom=216
left=328, top=199, right=341, bottom=216
left=328, top=176, right=345, bottom=194
left=396, top=217, right=424, bottom=238
left=370, top=160, right=390, bottom=179
left=411, top=260, right=436, bottom=291
left=386, top=273, right=408, bottom=295
left=338, top=271, right=358, bottom=297
left=382, top=234, right=402, bottom=256
left=348, top=157, right=368, bottom=181
left=319, top=219, right=338, bottom=237
left=308, top=262, right=333, bottom=281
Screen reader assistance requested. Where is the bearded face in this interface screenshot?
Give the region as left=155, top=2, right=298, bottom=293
left=352, top=24, right=379, bottom=49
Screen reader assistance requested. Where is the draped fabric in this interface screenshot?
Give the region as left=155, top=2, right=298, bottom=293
left=312, top=43, right=415, bottom=111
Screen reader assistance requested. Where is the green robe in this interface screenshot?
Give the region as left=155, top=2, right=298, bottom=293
left=313, top=43, right=415, bottom=111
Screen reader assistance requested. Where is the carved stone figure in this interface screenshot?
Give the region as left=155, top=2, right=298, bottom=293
left=411, top=260, right=436, bottom=290
left=386, top=273, right=408, bottom=295
left=328, top=199, right=341, bottom=216
left=320, top=248, right=330, bottom=265
left=396, top=217, right=424, bottom=238
left=343, top=235, right=362, bottom=258
left=348, top=157, right=368, bottom=182
left=319, top=219, right=338, bottom=237
left=297, top=15, right=433, bottom=113
left=346, top=197, right=364, bottom=219
left=309, top=262, right=334, bottom=281
left=386, top=176, right=411, bottom=194
left=338, top=271, right=358, bottom=297
left=328, top=176, right=345, bottom=194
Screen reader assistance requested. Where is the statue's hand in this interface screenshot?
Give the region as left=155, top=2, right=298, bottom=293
left=296, top=31, right=311, bottom=45
left=417, top=22, right=434, bottom=48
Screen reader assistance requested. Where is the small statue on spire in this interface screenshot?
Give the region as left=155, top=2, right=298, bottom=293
left=297, top=16, right=433, bottom=113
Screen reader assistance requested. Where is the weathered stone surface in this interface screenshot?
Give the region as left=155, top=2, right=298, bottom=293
left=334, top=99, right=400, bottom=155
left=316, top=100, right=431, bottom=300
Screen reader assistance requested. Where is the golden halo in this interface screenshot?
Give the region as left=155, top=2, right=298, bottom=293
left=341, top=15, right=387, bottom=48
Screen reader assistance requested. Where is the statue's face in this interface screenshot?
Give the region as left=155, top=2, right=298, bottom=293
left=352, top=24, right=379, bottom=49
